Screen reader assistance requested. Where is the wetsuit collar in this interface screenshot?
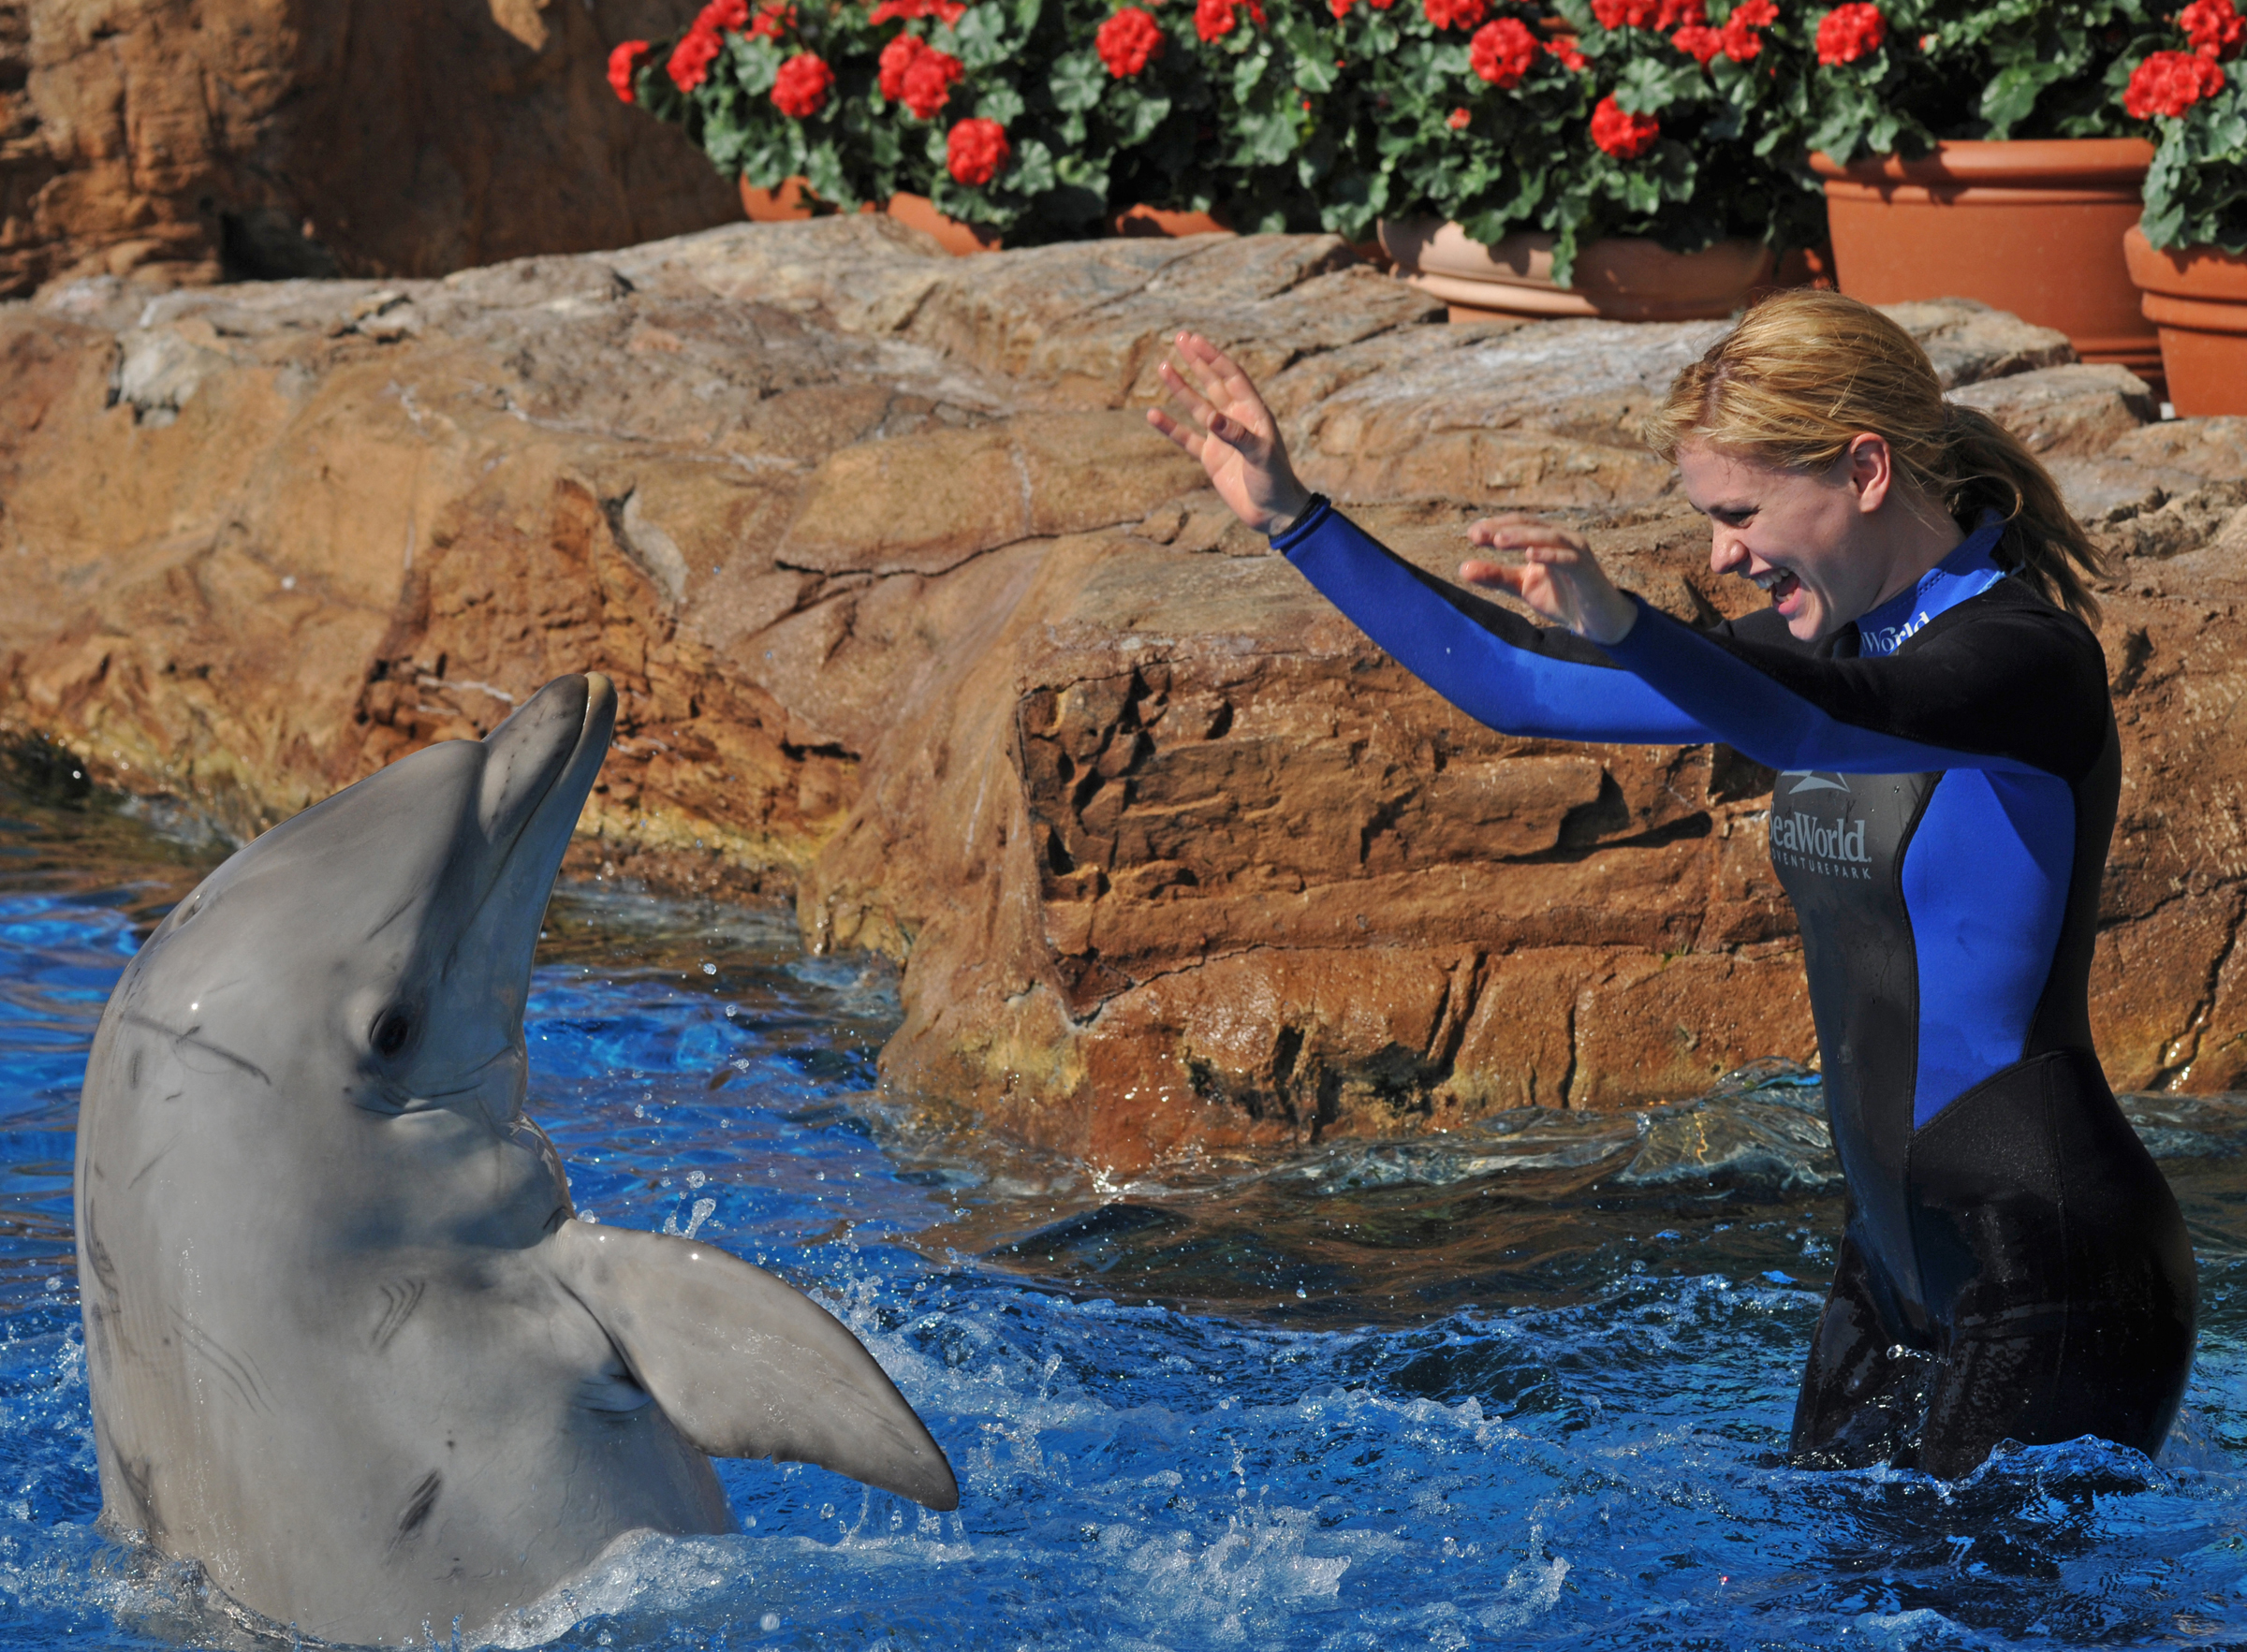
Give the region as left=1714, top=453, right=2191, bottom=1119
left=1853, top=515, right=2007, bottom=658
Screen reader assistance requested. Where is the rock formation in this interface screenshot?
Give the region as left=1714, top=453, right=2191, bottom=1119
left=0, top=0, right=741, bottom=297
left=3, top=219, right=2243, bottom=1166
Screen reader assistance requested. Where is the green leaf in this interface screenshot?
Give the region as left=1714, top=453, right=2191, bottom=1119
left=731, top=34, right=784, bottom=94
left=1980, top=58, right=2067, bottom=139
left=1236, top=108, right=1300, bottom=165
left=1050, top=49, right=1108, bottom=113
left=1124, top=92, right=1176, bottom=144
left=949, top=7, right=1018, bottom=69
left=802, top=141, right=858, bottom=208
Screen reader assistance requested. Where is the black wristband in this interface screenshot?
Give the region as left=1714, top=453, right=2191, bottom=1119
left=1267, top=493, right=1331, bottom=548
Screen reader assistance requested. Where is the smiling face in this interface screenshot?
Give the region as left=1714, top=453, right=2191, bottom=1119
left=1678, top=437, right=1917, bottom=642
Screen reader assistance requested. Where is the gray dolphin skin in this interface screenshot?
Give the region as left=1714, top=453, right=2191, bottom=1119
left=72, top=673, right=957, bottom=1645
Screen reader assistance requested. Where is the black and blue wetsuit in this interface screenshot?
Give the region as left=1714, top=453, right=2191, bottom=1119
left=1271, top=500, right=2196, bottom=1476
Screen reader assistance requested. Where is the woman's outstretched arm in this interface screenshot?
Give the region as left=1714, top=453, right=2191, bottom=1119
left=1146, top=333, right=1718, bottom=747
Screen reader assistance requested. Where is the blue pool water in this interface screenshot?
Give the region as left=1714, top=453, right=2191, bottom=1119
left=3, top=781, right=2247, bottom=1649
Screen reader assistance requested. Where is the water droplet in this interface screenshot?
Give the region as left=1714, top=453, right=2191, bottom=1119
left=760, top=1614, right=781, bottom=1631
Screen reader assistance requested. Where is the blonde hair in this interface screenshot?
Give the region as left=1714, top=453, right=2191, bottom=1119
left=1641, top=289, right=2106, bottom=627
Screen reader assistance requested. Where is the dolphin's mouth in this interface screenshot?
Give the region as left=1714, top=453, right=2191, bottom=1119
left=395, top=675, right=619, bottom=1123
left=478, top=674, right=619, bottom=875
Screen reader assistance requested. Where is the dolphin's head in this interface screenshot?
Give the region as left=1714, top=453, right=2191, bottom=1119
left=94, top=675, right=617, bottom=1244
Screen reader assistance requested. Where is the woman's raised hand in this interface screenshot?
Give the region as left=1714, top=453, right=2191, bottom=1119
left=1461, top=516, right=1640, bottom=646
left=1147, top=333, right=1315, bottom=535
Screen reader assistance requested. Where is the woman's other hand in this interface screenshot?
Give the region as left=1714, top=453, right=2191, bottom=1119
left=1147, top=332, right=1315, bottom=535
left=1461, top=516, right=1640, bottom=646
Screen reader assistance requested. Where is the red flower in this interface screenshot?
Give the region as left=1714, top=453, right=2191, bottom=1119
left=902, top=44, right=965, bottom=116
left=1447, top=106, right=1473, bottom=127
left=2182, top=0, right=2245, bottom=60
left=668, top=25, right=722, bottom=91
left=771, top=51, right=835, bottom=115
left=1424, top=0, right=1488, bottom=29
left=1656, top=0, right=1704, bottom=23
left=879, top=32, right=922, bottom=99
left=1591, top=0, right=1659, bottom=28
left=1547, top=32, right=1589, bottom=68
left=871, top=0, right=967, bottom=22
left=1591, top=93, right=1659, bottom=157
left=1197, top=0, right=1265, bottom=39
left=748, top=1, right=798, bottom=38
left=698, top=0, right=750, bottom=28
left=1671, top=22, right=1722, bottom=61
left=1097, top=6, right=1164, bottom=74
left=1815, top=3, right=1886, bottom=66
left=1468, top=17, right=1538, bottom=84
left=1715, top=0, right=1774, bottom=58
left=2125, top=48, right=2226, bottom=117
left=608, top=40, right=650, bottom=102
left=1331, top=0, right=1354, bottom=15
left=947, top=117, right=1011, bottom=184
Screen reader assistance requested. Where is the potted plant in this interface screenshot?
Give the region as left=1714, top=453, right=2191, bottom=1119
left=2120, top=0, right=2247, bottom=414
left=1357, top=0, right=1824, bottom=318
left=609, top=0, right=1239, bottom=247
left=1792, top=0, right=2165, bottom=381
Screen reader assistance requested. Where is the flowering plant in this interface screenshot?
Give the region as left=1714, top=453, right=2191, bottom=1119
left=1328, top=0, right=1821, bottom=281
left=2129, top=0, right=2247, bottom=249
left=614, top=0, right=1245, bottom=240
left=1787, top=0, right=2169, bottom=163
left=612, top=0, right=1833, bottom=260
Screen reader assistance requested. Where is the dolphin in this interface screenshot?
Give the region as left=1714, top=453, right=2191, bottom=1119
left=72, top=673, right=956, bottom=1645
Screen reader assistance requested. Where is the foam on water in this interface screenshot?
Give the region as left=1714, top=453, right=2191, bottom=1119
left=5, top=782, right=2247, bottom=1649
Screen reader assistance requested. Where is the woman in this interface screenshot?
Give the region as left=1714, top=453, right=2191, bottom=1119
left=1147, top=290, right=2196, bottom=1478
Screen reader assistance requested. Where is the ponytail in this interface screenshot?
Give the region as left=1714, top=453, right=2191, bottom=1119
left=1937, top=402, right=2107, bottom=626
left=1641, top=289, right=2107, bottom=627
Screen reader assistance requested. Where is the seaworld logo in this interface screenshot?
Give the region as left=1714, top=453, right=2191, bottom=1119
left=1769, top=808, right=1872, bottom=878
left=1859, top=608, right=1934, bottom=656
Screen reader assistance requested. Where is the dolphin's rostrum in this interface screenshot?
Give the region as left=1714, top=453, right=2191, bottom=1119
left=73, top=673, right=957, bottom=1645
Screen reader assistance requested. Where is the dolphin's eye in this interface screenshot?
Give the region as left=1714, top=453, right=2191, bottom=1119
left=372, top=1008, right=416, bottom=1060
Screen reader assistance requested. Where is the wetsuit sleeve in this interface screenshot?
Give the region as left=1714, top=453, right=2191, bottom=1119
left=1600, top=592, right=2109, bottom=782
left=1272, top=499, right=1718, bottom=745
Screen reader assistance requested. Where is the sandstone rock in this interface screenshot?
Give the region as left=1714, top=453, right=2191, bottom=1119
left=1878, top=298, right=2077, bottom=388
left=7, top=222, right=2246, bottom=1169
left=1947, top=363, right=2156, bottom=458
left=0, top=0, right=742, bottom=299
left=1271, top=319, right=1718, bottom=510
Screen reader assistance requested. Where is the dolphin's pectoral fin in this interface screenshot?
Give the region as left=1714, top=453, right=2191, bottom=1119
left=548, top=1220, right=959, bottom=1512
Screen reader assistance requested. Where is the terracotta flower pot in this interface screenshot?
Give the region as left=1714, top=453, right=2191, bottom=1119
left=2123, top=225, right=2247, bottom=417
left=1808, top=139, right=2161, bottom=387
left=736, top=177, right=1000, bottom=254
left=739, top=176, right=818, bottom=222
left=1111, top=203, right=1230, bottom=238
left=878, top=191, right=1002, bottom=255
left=1377, top=221, right=1777, bottom=322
